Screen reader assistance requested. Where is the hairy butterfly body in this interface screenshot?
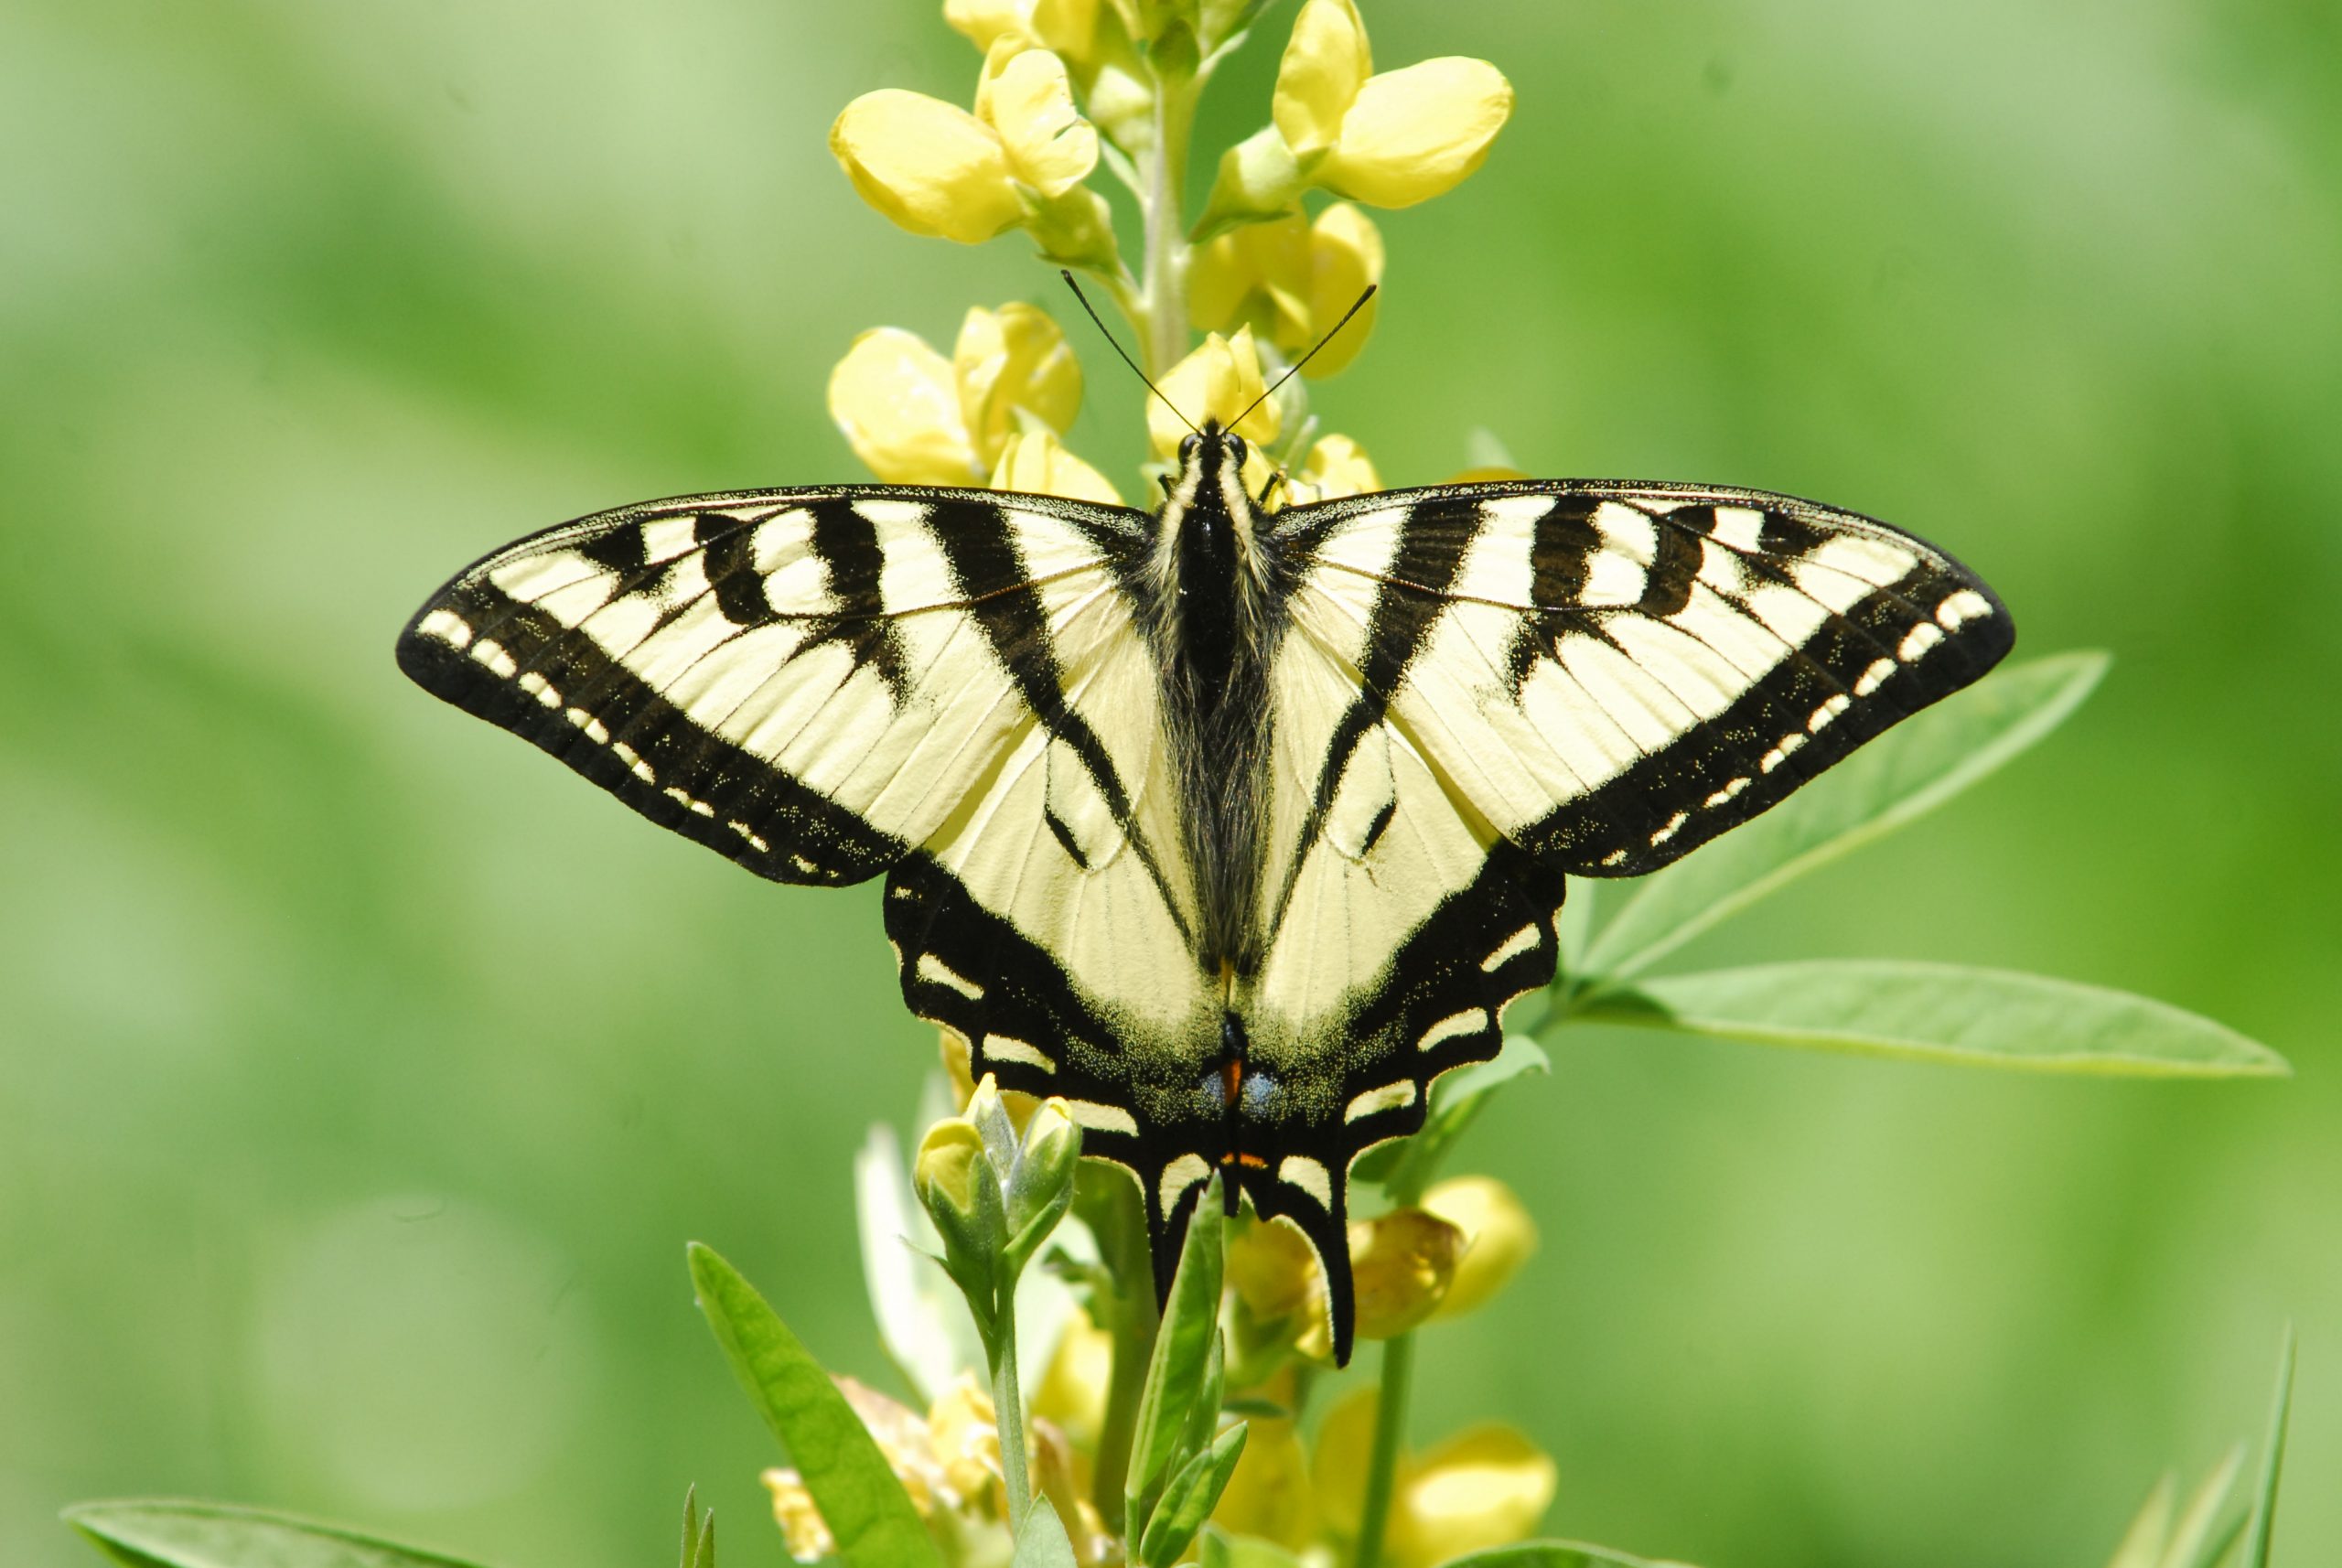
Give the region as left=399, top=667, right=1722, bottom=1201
left=398, top=424, right=2012, bottom=1360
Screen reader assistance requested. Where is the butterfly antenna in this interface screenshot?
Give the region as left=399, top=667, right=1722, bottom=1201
left=1060, top=270, right=1198, bottom=437
left=1234, top=284, right=1378, bottom=429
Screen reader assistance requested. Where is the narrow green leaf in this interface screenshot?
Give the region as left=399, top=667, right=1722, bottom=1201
left=1431, top=1541, right=1692, bottom=1568
left=2240, top=1326, right=2297, bottom=1568
left=1011, top=1497, right=1080, bottom=1568
left=1125, top=1180, right=1226, bottom=1544
left=2156, top=1445, right=2243, bottom=1568
left=62, top=1501, right=494, bottom=1568
left=2100, top=1473, right=2175, bottom=1568
left=1581, top=650, right=2108, bottom=984
left=687, top=1243, right=941, bottom=1568
left=1575, top=961, right=2290, bottom=1078
left=1136, top=1423, right=1250, bottom=1568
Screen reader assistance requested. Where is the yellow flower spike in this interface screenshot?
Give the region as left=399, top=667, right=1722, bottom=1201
left=1148, top=327, right=1281, bottom=457
left=1273, top=0, right=1370, bottom=161
left=831, top=89, right=1027, bottom=244
left=990, top=430, right=1125, bottom=506
left=976, top=43, right=1101, bottom=199
left=1347, top=1206, right=1463, bottom=1340
left=1316, top=56, right=1513, bottom=209
left=1421, top=1175, right=1539, bottom=1319
left=1389, top=1425, right=1558, bottom=1568
left=1212, top=1415, right=1318, bottom=1549
left=955, top=303, right=1083, bottom=464
left=830, top=327, right=981, bottom=484
left=761, top=1468, right=836, bottom=1563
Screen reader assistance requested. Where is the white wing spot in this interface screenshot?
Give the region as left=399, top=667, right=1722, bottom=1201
left=790, top=853, right=820, bottom=875
left=1649, top=810, right=1690, bottom=846
left=1809, top=693, right=1852, bottom=732
left=1278, top=1155, right=1332, bottom=1210
left=517, top=671, right=562, bottom=708
left=727, top=821, right=770, bottom=854
left=1899, top=621, right=1946, bottom=661
left=1158, top=1151, right=1210, bottom=1211
left=1601, top=847, right=1629, bottom=867
left=1759, top=731, right=1809, bottom=773
left=1345, top=1080, right=1418, bottom=1123
left=469, top=639, right=519, bottom=679
left=1417, top=1007, right=1488, bottom=1053
left=566, top=709, right=612, bottom=745
left=917, top=953, right=985, bottom=1001
left=1938, top=589, right=1993, bottom=629
left=1853, top=657, right=1897, bottom=697
left=1704, top=776, right=1752, bottom=809
left=612, top=741, right=657, bottom=784
left=417, top=609, right=473, bottom=649
left=1481, top=923, right=1542, bottom=972
left=983, top=1035, right=1057, bottom=1074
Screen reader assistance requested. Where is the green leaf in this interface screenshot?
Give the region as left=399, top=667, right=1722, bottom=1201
left=1430, top=1541, right=1692, bottom=1568
left=1136, top=1423, right=1250, bottom=1568
left=686, top=1243, right=941, bottom=1568
left=62, top=1501, right=495, bottom=1568
left=1574, top=961, right=2290, bottom=1078
left=2240, top=1326, right=2297, bottom=1568
left=2156, top=1446, right=2244, bottom=1568
left=1011, top=1497, right=1080, bottom=1568
left=1579, top=650, right=2108, bottom=985
left=1124, top=1179, right=1227, bottom=1545
left=678, top=1486, right=716, bottom=1568
left=2101, top=1474, right=2175, bottom=1568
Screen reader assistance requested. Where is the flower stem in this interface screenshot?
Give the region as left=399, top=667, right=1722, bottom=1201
left=1084, top=1168, right=1160, bottom=1528
left=991, top=1286, right=1033, bottom=1539
left=1140, top=48, right=1198, bottom=376
left=1354, top=1329, right=1417, bottom=1568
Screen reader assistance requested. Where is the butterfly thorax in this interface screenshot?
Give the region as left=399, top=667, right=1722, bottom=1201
left=1144, top=424, right=1279, bottom=993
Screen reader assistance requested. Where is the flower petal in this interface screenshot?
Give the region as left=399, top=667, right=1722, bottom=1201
left=1151, top=326, right=1281, bottom=456
left=1189, top=213, right=1314, bottom=344
left=988, top=430, right=1124, bottom=505
left=1213, top=1417, right=1318, bottom=1548
left=1315, top=56, right=1512, bottom=208
left=1301, top=201, right=1382, bottom=376
left=1272, top=0, right=1370, bottom=161
left=955, top=303, right=1083, bottom=467
left=1293, top=433, right=1382, bottom=504
left=1391, top=1424, right=1558, bottom=1568
left=1422, top=1175, right=1538, bottom=1317
left=1347, top=1206, right=1462, bottom=1340
left=829, top=327, right=981, bottom=483
left=832, top=89, right=1026, bottom=243
left=980, top=45, right=1100, bottom=198
left=947, top=0, right=1102, bottom=62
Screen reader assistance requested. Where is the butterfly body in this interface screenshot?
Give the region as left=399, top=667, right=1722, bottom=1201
left=399, top=429, right=2012, bottom=1361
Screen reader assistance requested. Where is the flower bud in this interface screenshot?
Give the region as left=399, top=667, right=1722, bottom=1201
left=914, top=1115, right=994, bottom=1231
left=1421, top=1176, right=1538, bottom=1318
left=1004, top=1095, right=1083, bottom=1267
left=1148, top=327, right=1281, bottom=457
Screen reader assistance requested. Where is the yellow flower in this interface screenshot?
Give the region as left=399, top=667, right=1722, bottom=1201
left=1312, top=1390, right=1558, bottom=1568
left=945, top=0, right=1103, bottom=64
left=1031, top=1303, right=1116, bottom=1446
left=991, top=429, right=1125, bottom=505
left=1278, top=433, right=1382, bottom=508
left=1422, top=1175, right=1538, bottom=1318
left=1147, top=326, right=1283, bottom=458
left=1270, top=0, right=1511, bottom=209
left=1294, top=1206, right=1461, bottom=1360
left=1212, top=1415, right=1318, bottom=1549
left=763, top=1375, right=962, bottom=1558
left=832, top=46, right=1099, bottom=243
left=829, top=304, right=1085, bottom=485
left=1189, top=204, right=1383, bottom=377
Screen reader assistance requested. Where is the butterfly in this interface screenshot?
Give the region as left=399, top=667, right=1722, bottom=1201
left=397, top=424, right=2011, bottom=1362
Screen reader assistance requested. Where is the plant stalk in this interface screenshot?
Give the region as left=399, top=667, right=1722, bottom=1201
left=990, top=1284, right=1033, bottom=1539
left=1086, top=1170, right=1161, bottom=1527
left=1354, top=1330, right=1416, bottom=1568
left=1140, top=51, right=1197, bottom=376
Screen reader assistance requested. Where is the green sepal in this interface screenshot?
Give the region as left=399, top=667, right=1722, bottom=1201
left=1191, top=126, right=1304, bottom=242
left=1012, top=1496, right=1081, bottom=1568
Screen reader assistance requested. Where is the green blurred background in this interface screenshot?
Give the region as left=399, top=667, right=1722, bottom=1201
left=3, top=1, right=2335, bottom=1563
